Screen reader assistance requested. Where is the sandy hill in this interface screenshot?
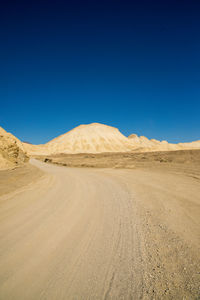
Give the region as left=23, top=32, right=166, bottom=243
left=22, top=123, right=200, bottom=156
left=128, top=134, right=200, bottom=152
left=178, top=140, right=200, bottom=149
left=0, top=127, right=28, bottom=169
left=128, top=134, right=177, bottom=151
left=24, top=123, right=134, bottom=155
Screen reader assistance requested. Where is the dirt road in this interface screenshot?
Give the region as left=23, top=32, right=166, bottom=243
left=0, top=159, right=199, bottom=299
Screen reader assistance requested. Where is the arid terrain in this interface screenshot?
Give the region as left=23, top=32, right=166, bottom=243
left=22, top=123, right=200, bottom=156
left=2, top=0, right=200, bottom=298
left=0, top=149, right=200, bottom=299
left=0, top=127, right=28, bottom=170
left=36, top=148, right=200, bottom=170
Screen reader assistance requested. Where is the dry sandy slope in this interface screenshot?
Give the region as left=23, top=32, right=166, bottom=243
left=23, top=123, right=200, bottom=155
left=128, top=134, right=200, bottom=152
left=23, top=123, right=134, bottom=155
left=0, top=159, right=199, bottom=299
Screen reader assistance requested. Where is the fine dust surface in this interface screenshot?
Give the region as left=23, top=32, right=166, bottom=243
left=0, top=163, right=44, bottom=196
left=0, top=158, right=199, bottom=299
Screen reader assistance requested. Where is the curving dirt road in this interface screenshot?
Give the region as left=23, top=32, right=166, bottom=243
left=0, top=159, right=199, bottom=299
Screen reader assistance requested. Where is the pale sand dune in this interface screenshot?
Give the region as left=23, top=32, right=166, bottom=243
left=23, top=123, right=200, bottom=156
left=0, top=158, right=199, bottom=299
left=0, top=127, right=28, bottom=169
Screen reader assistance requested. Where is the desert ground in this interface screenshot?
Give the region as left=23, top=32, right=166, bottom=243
left=0, top=150, right=200, bottom=299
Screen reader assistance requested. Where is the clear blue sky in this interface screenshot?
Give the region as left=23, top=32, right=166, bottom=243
left=0, top=0, right=200, bottom=144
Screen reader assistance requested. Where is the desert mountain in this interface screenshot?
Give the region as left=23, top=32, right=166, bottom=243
left=128, top=134, right=177, bottom=151
left=178, top=140, right=200, bottom=149
left=23, top=122, right=200, bottom=156
left=0, top=127, right=28, bottom=169
left=128, top=133, right=200, bottom=152
left=23, top=123, right=134, bottom=155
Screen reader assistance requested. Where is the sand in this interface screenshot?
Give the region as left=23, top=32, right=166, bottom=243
left=35, top=149, right=200, bottom=171
left=23, top=123, right=134, bottom=155
left=22, top=123, right=200, bottom=156
left=0, top=154, right=199, bottom=299
left=0, top=163, right=44, bottom=196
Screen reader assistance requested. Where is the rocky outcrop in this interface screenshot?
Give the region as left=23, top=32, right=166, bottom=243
left=0, top=127, right=28, bottom=169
